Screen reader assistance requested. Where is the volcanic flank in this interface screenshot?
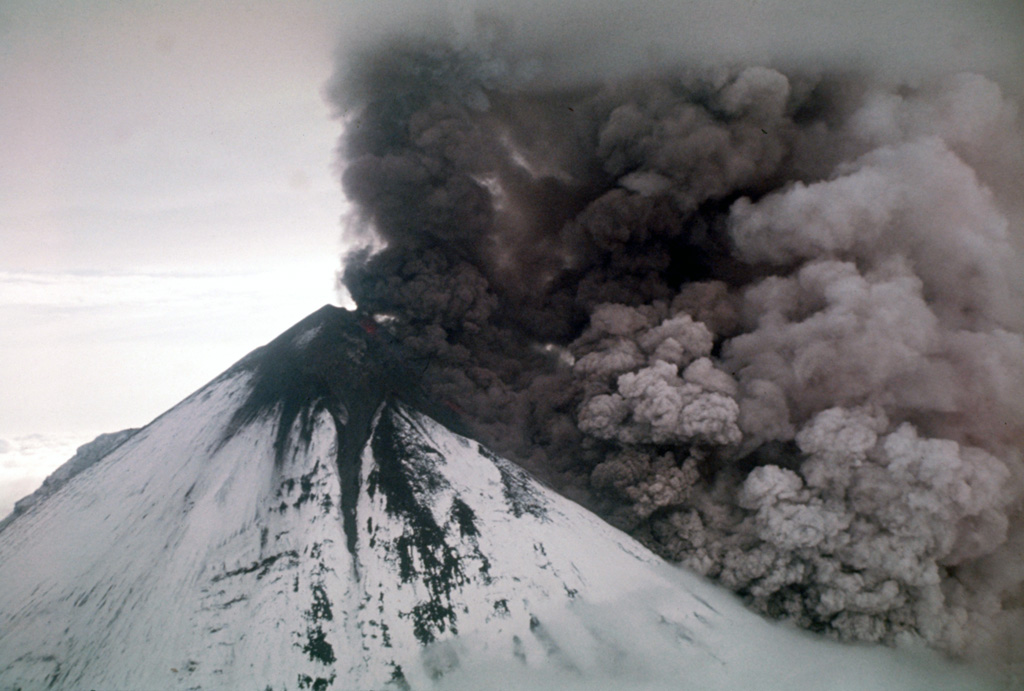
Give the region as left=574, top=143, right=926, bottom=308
left=0, top=307, right=998, bottom=690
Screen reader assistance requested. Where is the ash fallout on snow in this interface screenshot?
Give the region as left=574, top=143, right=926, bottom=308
left=326, top=3, right=1024, bottom=669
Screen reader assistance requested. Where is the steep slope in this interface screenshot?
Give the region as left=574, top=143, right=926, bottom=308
left=0, top=307, right=997, bottom=690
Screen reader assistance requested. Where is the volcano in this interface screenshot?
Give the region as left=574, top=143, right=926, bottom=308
left=0, top=307, right=996, bottom=690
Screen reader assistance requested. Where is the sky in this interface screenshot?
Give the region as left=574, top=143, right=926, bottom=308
left=1, top=0, right=1022, bottom=518
left=0, top=2, right=356, bottom=514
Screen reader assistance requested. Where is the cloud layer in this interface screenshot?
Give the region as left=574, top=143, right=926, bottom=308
left=0, top=435, right=84, bottom=518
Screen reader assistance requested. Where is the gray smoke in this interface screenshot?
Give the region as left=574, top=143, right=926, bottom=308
left=326, top=5, right=1024, bottom=674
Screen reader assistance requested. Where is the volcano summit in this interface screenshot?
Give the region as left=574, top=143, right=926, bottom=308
left=0, top=307, right=997, bottom=690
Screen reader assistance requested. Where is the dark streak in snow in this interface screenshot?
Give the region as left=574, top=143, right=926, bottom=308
left=211, top=550, right=299, bottom=582
left=218, top=306, right=477, bottom=559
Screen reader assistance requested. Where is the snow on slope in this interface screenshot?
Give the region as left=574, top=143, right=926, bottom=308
left=0, top=307, right=998, bottom=690
left=0, top=429, right=138, bottom=532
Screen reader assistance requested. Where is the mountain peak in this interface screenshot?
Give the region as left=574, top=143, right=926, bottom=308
left=225, top=305, right=465, bottom=458
left=0, top=307, right=996, bottom=690
left=217, top=305, right=467, bottom=557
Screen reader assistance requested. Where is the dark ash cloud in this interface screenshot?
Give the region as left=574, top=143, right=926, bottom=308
left=326, top=5, right=1024, bottom=678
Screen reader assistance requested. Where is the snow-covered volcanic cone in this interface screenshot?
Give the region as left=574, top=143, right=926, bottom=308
left=0, top=307, right=997, bottom=689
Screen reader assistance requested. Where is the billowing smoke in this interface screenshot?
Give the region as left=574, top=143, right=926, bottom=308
left=326, top=7, right=1024, bottom=670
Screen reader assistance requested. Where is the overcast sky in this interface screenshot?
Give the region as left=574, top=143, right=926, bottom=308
left=0, top=1, right=356, bottom=513
left=2, top=0, right=1022, bottom=516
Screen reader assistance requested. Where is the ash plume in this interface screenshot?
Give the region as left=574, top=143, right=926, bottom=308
left=326, top=6, right=1024, bottom=671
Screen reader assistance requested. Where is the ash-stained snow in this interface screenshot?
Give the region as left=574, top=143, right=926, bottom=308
left=0, top=307, right=1000, bottom=690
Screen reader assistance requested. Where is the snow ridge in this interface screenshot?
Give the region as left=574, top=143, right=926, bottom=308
left=0, top=428, right=138, bottom=533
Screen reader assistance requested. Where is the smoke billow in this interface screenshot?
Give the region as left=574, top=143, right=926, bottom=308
left=326, top=5, right=1024, bottom=672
